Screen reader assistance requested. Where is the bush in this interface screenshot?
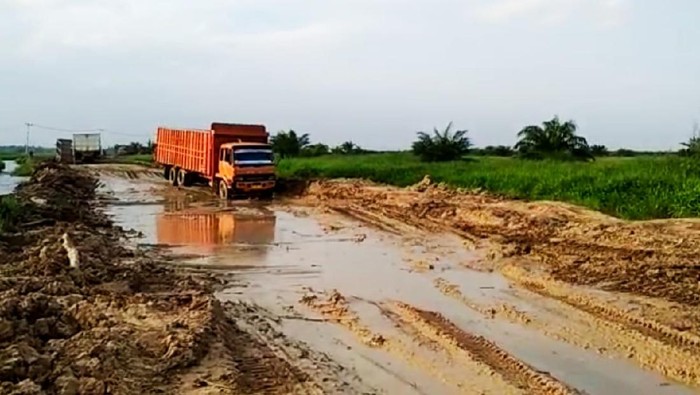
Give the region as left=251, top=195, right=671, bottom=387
left=300, top=144, right=330, bottom=157
left=412, top=122, right=471, bottom=162
left=590, top=145, right=609, bottom=157
left=12, top=160, right=35, bottom=176
left=0, top=161, right=5, bottom=172
left=474, top=145, right=514, bottom=157
left=0, top=195, right=22, bottom=232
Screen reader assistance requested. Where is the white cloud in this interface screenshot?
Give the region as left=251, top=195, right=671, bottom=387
left=475, top=0, right=629, bottom=27
left=5, top=0, right=358, bottom=57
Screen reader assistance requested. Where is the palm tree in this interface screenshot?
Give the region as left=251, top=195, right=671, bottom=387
left=515, top=116, right=592, bottom=160
left=270, top=130, right=310, bottom=158
left=680, top=122, right=700, bottom=157
left=332, top=141, right=362, bottom=155
left=412, top=122, right=471, bottom=162
left=590, top=145, right=609, bottom=157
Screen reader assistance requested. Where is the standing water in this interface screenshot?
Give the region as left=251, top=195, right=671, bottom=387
left=0, top=160, right=25, bottom=194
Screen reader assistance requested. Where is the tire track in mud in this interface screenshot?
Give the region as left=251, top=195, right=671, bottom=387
left=502, top=265, right=700, bottom=353
left=433, top=278, right=533, bottom=324
left=172, top=302, right=317, bottom=395
left=501, top=265, right=700, bottom=386
left=299, top=290, right=518, bottom=394
left=177, top=300, right=374, bottom=395
left=390, top=302, right=579, bottom=395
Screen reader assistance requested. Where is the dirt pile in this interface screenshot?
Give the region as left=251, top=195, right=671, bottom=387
left=302, top=180, right=700, bottom=307
left=0, top=164, right=217, bottom=394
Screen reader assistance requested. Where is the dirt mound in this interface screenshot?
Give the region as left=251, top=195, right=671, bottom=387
left=0, top=164, right=218, bottom=394
left=303, top=180, right=700, bottom=307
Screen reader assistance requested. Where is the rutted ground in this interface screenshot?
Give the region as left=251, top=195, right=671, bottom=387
left=292, top=178, right=700, bottom=388
left=0, top=165, right=368, bottom=394
left=12, top=164, right=699, bottom=394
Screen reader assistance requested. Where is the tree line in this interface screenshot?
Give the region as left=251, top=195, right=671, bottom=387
left=270, top=130, right=370, bottom=158
left=101, top=116, right=700, bottom=162
left=271, top=116, right=700, bottom=162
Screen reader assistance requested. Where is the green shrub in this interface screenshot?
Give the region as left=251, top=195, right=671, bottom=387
left=0, top=196, right=22, bottom=232
left=12, top=161, right=34, bottom=177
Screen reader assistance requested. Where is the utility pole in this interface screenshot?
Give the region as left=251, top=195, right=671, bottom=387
left=25, top=122, right=33, bottom=155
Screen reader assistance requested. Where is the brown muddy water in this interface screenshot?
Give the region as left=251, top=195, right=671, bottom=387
left=97, top=167, right=698, bottom=395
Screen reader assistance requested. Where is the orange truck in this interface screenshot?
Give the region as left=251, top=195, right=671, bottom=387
left=154, top=122, right=276, bottom=199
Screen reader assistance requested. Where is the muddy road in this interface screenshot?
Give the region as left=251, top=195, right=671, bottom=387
left=91, top=164, right=700, bottom=395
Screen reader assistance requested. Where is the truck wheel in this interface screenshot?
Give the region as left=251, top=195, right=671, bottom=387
left=177, top=170, right=189, bottom=186
left=218, top=180, right=229, bottom=200
left=169, top=167, right=179, bottom=186
left=163, top=166, right=171, bottom=180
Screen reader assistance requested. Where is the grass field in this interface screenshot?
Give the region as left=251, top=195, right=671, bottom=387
left=0, top=153, right=21, bottom=161
left=115, top=154, right=154, bottom=166
left=278, top=153, right=700, bottom=220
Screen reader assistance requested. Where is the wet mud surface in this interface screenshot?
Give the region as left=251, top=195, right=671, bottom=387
left=85, top=165, right=700, bottom=394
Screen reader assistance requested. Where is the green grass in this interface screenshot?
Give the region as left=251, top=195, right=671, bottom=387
left=0, top=195, right=22, bottom=232
left=278, top=153, right=700, bottom=220
left=11, top=157, right=36, bottom=176
left=0, top=153, right=22, bottom=161
left=9, top=154, right=56, bottom=176
left=114, top=154, right=154, bottom=166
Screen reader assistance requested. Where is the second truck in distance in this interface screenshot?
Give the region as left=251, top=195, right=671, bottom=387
left=154, top=122, right=276, bottom=199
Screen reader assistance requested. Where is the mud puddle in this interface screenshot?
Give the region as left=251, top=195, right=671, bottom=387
left=97, top=169, right=697, bottom=395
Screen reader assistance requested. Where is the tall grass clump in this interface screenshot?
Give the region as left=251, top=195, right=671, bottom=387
left=278, top=153, right=700, bottom=220
left=12, top=160, right=35, bottom=177
left=0, top=195, right=22, bottom=232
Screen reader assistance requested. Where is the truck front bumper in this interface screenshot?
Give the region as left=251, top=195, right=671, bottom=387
left=235, top=180, right=276, bottom=192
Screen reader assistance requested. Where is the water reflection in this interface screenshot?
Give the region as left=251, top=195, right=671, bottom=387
left=156, top=209, right=276, bottom=256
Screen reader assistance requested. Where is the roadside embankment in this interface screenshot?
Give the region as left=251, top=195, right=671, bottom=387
left=0, top=163, right=219, bottom=394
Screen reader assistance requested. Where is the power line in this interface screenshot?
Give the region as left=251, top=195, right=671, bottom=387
left=31, top=124, right=104, bottom=133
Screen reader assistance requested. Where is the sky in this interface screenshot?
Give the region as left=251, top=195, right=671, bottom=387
left=0, top=0, right=699, bottom=150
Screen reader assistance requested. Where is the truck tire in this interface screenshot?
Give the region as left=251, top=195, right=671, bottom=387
left=163, top=166, right=171, bottom=180
left=169, top=167, right=179, bottom=186
left=218, top=180, right=229, bottom=200
left=177, top=170, right=189, bottom=187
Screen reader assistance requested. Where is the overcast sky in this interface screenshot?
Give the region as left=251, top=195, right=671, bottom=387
left=1, top=0, right=698, bottom=150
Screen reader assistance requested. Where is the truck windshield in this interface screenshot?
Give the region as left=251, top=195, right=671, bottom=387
left=233, top=149, right=274, bottom=166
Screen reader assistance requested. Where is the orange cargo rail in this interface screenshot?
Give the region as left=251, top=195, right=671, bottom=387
left=155, top=127, right=214, bottom=179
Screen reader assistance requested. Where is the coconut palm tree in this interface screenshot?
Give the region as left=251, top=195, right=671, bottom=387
left=412, top=122, right=471, bottom=162
left=680, top=122, right=700, bottom=157
left=270, top=130, right=310, bottom=158
left=515, top=116, right=592, bottom=160
left=331, top=141, right=363, bottom=155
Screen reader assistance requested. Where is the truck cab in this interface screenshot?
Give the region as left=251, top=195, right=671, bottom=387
left=217, top=142, right=276, bottom=199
